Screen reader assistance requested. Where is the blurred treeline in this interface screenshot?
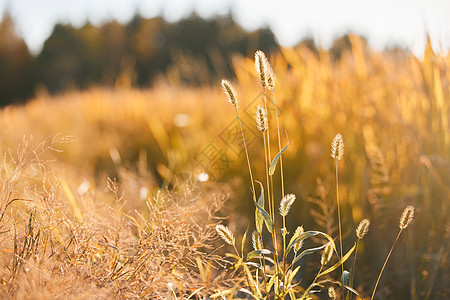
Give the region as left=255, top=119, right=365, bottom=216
left=0, top=13, right=281, bottom=106
left=0, top=12, right=373, bottom=106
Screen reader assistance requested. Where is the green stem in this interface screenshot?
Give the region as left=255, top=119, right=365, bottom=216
left=270, top=89, right=285, bottom=199
left=336, top=158, right=344, bottom=294
left=236, top=109, right=256, bottom=202
left=350, top=239, right=360, bottom=300
left=371, top=229, right=403, bottom=300
left=271, top=88, right=287, bottom=291
left=259, top=232, right=268, bottom=295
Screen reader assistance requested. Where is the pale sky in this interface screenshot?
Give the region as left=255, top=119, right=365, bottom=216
left=1, top=0, right=450, bottom=56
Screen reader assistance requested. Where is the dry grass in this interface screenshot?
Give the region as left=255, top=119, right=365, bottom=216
left=0, top=35, right=447, bottom=298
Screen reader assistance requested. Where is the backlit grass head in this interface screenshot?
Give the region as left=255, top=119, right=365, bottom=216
left=252, top=231, right=262, bottom=251
left=256, top=105, right=268, bottom=132
left=356, top=219, right=370, bottom=239
left=328, top=286, right=337, bottom=300
left=255, top=50, right=267, bottom=88
left=221, top=79, right=239, bottom=109
left=331, top=133, right=344, bottom=160
left=216, top=224, right=235, bottom=246
left=399, top=205, right=414, bottom=230
left=321, top=242, right=333, bottom=266
left=279, top=193, right=296, bottom=217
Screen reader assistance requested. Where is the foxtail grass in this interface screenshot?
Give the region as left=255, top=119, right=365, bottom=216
left=217, top=51, right=354, bottom=299
left=331, top=133, right=345, bottom=294
left=350, top=219, right=370, bottom=298
left=222, top=79, right=256, bottom=203
left=371, top=205, right=415, bottom=300
left=216, top=50, right=417, bottom=300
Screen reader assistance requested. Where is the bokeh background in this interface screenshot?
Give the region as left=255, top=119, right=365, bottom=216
left=0, top=1, right=448, bottom=299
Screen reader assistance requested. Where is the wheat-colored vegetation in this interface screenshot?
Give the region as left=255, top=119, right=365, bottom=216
left=0, top=35, right=448, bottom=299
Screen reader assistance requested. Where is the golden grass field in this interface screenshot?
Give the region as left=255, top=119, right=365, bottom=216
left=0, top=36, right=448, bottom=299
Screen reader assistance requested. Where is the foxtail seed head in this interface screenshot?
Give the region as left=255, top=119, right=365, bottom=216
left=321, top=242, right=333, bottom=265
left=294, top=226, right=304, bottom=253
left=356, top=219, right=370, bottom=239
left=328, top=286, right=337, bottom=300
left=255, top=50, right=267, bottom=88
left=252, top=231, right=262, bottom=251
left=279, top=193, right=296, bottom=217
left=215, top=224, right=235, bottom=246
left=265, top=61, right=276, bottom=90
left=399, top=205, right=414, bottom=230
left=256, top=105, right=268, bottom=132
left=221, top=79, right=238, bottom=109
left=331, top=133, right=344, bottom=160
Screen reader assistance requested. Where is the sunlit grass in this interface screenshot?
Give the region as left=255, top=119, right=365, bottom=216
left=0, top=35, right=447, bottom=298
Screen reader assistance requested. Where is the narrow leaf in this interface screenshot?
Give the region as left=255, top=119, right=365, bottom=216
left=341, top=270, right=350, bottom=286
left=318, top=244, right=356, bottom=277
left=254, top=181, right=273, bottom=233
left=245, top=261, right=263, bottom=271
left=286, top=265, right=301, bottom=287
left=242, top=263, right=261, bottom=297
left=267, top=273, right=278, bottom=294
left=343, top=284, right=365, bottom=300
left=243, top=249, right=272, bottom=262
left=255, top=182, right=264, bottom=233
left=269, top=139, right=289, bottom=176
left=286, top=231, right=334, bottom=254
left=241, top=227, right=248, bottom=256
left=292, top=243, right=328, bottom=265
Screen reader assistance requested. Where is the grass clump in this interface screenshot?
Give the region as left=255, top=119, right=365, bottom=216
left=215, top=50, right=417, bottom=299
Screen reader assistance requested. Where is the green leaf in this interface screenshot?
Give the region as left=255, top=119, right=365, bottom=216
left=267, top=273, right=278, bottom=294
left=343, top=284, right=364, bottom=300
left=242, top=263, right=261, bottom=298
left=292, top=243, right=328, bottom=265
left=341, top=270, right=350, bottom=286
left=286, top=231, right=335, bottom=255
left=241, top=227, right=248, bottom=256
left=318, top=244, right=356, bottom=277
left=243, top=249, right=272, bottom=262
left=254, top=181, right=273, bottom=233
left=245, top=261, right=263, bottom=271
left=286, top=265, right=301, bottom=287
left=269, top=139, right=289, bottom=176
left=255, top=182, right=265, bottom=233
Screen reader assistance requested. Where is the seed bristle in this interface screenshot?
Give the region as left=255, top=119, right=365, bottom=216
left=256, top=105, right=268, bottom=132
left=294, top=226, right=304, bottom=253
left=328, top=286, right=337, bottom=300
left=331, top=133, right=345, bottom=160
left=252, top=231, right=262, bottom=251
left=321, top=242, right=333, bottom=266
left=356, top=219, right=370, bottom=239
left=221, top=79, right=239, bottom=109
left=399, top=205, right=414, bottom=229
left=255, top=50, right=267, bottom=88
left=279, top=193, right=296, bottom=217
left=215, top=224, right=235, bottom=246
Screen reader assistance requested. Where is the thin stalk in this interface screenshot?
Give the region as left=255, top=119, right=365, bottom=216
left=263, top=132, right=272, bottom=218
left=350, top=239, right=361, bottom=300
left=259, top=232, right=268, bottom=294
left=236, top=109, right=256, bottom=202
left=263, top=88, right=280, bottom=280
left=371, top=229, right=403, bottom=300
left=263, top=131, right=279, bottom=287
left=232, top=244, right=254, bottom=295
left=271, top=88, right=287, bottom=290
left=270, top=89, right=285, bottom=198
left=307, top=265, right=324, bottom=296
left=335, top=158, right=344, bottom=294
left=262, top=89, right=274, bottom=217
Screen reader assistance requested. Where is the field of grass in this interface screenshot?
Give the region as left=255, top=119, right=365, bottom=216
left=0, top=36, right=448, bottom=299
